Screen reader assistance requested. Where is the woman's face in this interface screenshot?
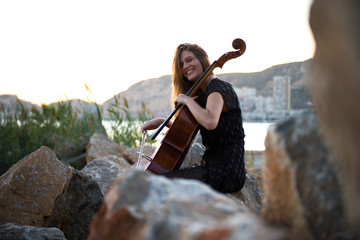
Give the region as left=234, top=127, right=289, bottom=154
left=180, top=50, right=203, bottom=82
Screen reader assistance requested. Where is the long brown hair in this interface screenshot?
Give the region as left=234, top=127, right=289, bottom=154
left=171, top=43, right=212, bottom=108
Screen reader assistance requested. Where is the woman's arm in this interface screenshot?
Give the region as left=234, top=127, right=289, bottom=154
left=175, top=92, right=223, bottom=130
left=141, top=117, right=173, bottom=132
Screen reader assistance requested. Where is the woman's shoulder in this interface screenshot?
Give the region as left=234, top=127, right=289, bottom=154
left=209, top=78, right=225, bottom=86
left=207, top=78, right=239, bottom=109
left=207, top=78, right=234, bottom=93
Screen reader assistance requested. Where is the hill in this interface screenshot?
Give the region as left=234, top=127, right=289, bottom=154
left=0, top=95, right=41, bottom=112
left=1, top=59, right=312, bottom=117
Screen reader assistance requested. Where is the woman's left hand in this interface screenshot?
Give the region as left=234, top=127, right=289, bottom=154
left=174, top=94, right=197, bottom=107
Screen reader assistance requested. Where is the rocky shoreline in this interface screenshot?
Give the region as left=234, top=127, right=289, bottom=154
left=0, top=109, right=357, bottom=239
left=0, top=132, right=266, bottom=239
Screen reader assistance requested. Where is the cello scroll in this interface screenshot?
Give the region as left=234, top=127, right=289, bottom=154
left=215, top=38, right=246, bottom=69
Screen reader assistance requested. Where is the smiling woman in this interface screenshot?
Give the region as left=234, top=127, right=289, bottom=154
left=141, top=42, right=247, bottom=194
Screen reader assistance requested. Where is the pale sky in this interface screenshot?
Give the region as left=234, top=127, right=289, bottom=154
left=0, top=0, right=315, bottom=105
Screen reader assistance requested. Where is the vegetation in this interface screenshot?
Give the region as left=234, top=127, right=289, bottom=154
left=244, top=150, right=255, bottom=168
left=0, top=96, right=153, bottom=175
left=107, top=95, right=154, bottom=147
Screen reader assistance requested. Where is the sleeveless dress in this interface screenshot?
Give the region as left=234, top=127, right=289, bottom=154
left=163, top=78, right=246, bottom=193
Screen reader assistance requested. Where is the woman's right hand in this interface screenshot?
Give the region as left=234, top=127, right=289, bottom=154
left=141, top=117, right=166, bottom=132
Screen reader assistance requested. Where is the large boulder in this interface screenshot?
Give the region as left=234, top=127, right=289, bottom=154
left=87, top=168, right=286, bottom=240
left=58, top=170, right=103, bottom=239
left=0, top=146, right=72, bottom=226
left=86, top=133, right=125, bottom=163
left=81, top=156, right=131, bottom=196
left=0, top=146, right=104, bottom=240
left=308, top=0, right=360, bottom=236
left=262, top=110, right=355, bottom=239
left=228, top=171, right=263, bottom=215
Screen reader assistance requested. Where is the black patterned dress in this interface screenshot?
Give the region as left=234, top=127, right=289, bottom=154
left=163, top=78, right=246, bottom=193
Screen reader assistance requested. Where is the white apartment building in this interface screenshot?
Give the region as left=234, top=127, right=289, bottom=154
left=273, top=76, right=291, bottom=110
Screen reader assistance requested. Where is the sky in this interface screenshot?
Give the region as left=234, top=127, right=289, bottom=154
left=0, top=0, right=315, bottom=105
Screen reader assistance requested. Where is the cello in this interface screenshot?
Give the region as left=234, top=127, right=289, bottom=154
left=146, top=38, right=246, bottom=174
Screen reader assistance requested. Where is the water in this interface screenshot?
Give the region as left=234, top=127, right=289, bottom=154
left=243, top=122, right=273, bottom=151
left=103, top=120, right=273, bottom=151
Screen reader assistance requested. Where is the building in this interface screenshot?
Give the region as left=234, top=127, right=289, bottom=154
left=273, top=76, right=291, bottom=110
left=235, top=87, right=257, bottom=112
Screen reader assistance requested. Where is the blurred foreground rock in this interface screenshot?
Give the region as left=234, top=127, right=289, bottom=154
left=87, top=168, right=285, bottom=240
left=309, top=0, right=360, bottom=236
left=263, top=110, right=355, bottom=239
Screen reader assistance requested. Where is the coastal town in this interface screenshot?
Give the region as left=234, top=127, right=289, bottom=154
left=236, top=75, right=312, bottom=122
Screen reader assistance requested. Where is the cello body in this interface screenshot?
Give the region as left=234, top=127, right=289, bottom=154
left=147, top=106, right=199, bottom=174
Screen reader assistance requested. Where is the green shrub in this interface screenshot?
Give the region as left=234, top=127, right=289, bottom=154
left=244, top=150, right=255, bottom=168
left=0, top=95, right=155, bottom=175
left=0, top=100, right=105, bottom=174
left=107, top=95, right=154, bottom=147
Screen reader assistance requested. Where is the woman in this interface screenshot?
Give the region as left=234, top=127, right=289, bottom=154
left=141, top=43, right=246, bottom=193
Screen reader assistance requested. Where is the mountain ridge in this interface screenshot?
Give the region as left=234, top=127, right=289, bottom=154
left=1, top=59, right=312, bottom=117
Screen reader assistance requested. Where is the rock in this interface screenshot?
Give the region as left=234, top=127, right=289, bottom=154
left=227, top=171, right=263, bottom=215
left=262, top=110, right=354, bottom=239
left=180, top=141, right=205, bottom=169
left=86, top=133, right=125, bottom=163
left=0, top=146, right=72, bottom=226
left=0, top=223, right=66, bottom=240
left=81, top=156, right=131, bottom=196
left=0, top=146, right=104, bottom=240
left=65, top=152, right=87, bottom=169
left=105, top=154, right=132, bottom=168
left=308, top=0, right=360, bottom=236
left=88, top=168, right=286, bottom=240
left=122, top=145, right=155, bottom=164
left=181, top=134, right=263, bottom=214
left=59, top=170, right=103, bottom=240
left=248, top=168, right=263, bottom=192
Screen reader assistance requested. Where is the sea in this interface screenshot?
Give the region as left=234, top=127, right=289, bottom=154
left=243, top=122, right=273, bottom=151
left=103, top=121, right=273, bottom=151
